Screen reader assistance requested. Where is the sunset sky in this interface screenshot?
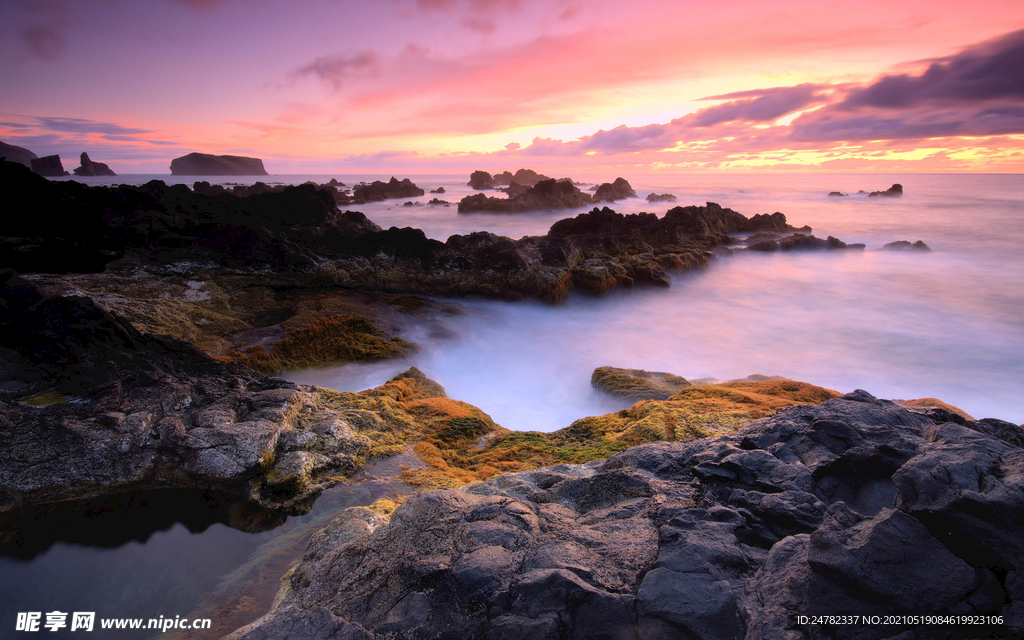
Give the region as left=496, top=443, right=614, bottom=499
left=2, top=0, right=1023, bottom=173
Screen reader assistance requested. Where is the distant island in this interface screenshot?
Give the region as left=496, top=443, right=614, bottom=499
left=170, top=152, right=268, bottom=176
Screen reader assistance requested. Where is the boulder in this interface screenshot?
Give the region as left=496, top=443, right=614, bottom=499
left=30, top=154, right=69, bottom=177
left=591, top=366, right=691, bottom=401
left=73, top=152, right=116, bottom=177
left=0, top=140, right=38, bottom=168
left=169, top=152, right=268, bottom=176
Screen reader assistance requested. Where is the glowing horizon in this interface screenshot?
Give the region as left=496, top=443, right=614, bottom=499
left=2, top=0, right=1023, bottom=174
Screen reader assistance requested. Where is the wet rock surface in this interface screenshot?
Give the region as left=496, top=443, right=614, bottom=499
left=236, top=390, right=1024, bottom=639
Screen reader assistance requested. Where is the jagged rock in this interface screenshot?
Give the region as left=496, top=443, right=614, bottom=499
left=30, top=154, right=68, bottom=177
left=0, top=140, right=37, bottom=168
left=352, top=177, right=424, bottom=202
left=646, top=193, right=677, bottom=202
left=591, top=366, right=691, bottom=401
left=883, top=240, right=931, bottom=251
left=869, top=184, right=903, bottom=197
left=238, top=389, right=1024, bottom=638
left=468, top=171, right=495, bottom=189
left=72, top=152, right=116, bottom=177
left=169, top=152, right=268, bottom=176
left=593, top=177, right=637, bottom=202
left=428, top=198, right=449, bottom=205
left=509, top=168, right=551, bottom=187
left=747, top=232, right=856, bottom=251
left=458, top=178, right=594, bottom=213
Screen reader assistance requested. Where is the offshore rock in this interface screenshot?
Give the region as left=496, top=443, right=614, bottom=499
left=238, top=390, right=1024, bottom=639
left=492, top=170, right=515, bottom=185
left=869, top=184, right=903, bottom=197
left=30, top=154, right=69, bottom=177
left=467, top=171, right=495, bottom=189
left=593, top=177, right=637, bottom=202
left=646, top=192, right=677, bottom=202
left=170, top=152, right=268, bottom=176
left=352, top=177, right=424, bottom=202
left=883, top=240, right=931, bottom=251
left=73, top=152, right=116, bottom=177
left=0, top=140, right=38, bottom=168
left=458, top=178, right=593, bottom=213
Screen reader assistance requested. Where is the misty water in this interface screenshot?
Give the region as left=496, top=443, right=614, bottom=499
left=8, top=171, right=1020, bottom=637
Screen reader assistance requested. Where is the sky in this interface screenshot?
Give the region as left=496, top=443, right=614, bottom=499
left=1, top=0, right=1023, bottom=174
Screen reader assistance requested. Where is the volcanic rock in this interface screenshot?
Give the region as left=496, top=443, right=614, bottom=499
left=0, top=140, right=38, bottom=168
left=869, top=184, right=903, bottom=197
left=30, top=155, right=69, bottom=177
left=236, top=389, right=1024, bottom=639
left=593, top=177, right=637, bottom=202
left=170, top=152, right=268, bottom=176
left=352, top=177, right=424, bottom=202
left=468, top=171, right=495, bottom=190
left=73, top=152, right=116, bottom=177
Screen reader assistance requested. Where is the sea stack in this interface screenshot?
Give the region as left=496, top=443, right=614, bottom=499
left=73, top=152, right=116, bottom=176
left=30, top=155, right=69, bottom=177
left=170, top=152, right=269, bottom=176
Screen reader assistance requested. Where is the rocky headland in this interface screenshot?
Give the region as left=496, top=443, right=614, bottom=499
left=170, top=152, right=269, bottom=176
left=73, top=152, right=116, bottom=176
left=0, top=140, right=38, bottom=168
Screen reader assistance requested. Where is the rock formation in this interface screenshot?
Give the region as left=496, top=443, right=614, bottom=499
left=883, top=240, right=931, bottom=251
left=747, top=232, right=864, bottom=251
left=458, top=178, right=594, bottom=213
left=593, top=177, right=637, bottom=202
left=352, top=177, right=424, bottom=202
left=430, top=187, right=446, bottom=194
left=646, top=193, right=677, bottom=203
left=591, top=366, right=691, bottom=401
left=490, top=168, right=550, bottom=187
left=0, top=140, right=38, bottom=168
left=828, top=191, right=848, bottom=197
left=492, top=171, right=515, bottom=186
left=30, top=154, right=68, bottom=176
left=73, top=152, right=116, bottom=177
left=869, top=184, right=903, bottom=197
left=468, top=171, right=495, bottom=190
left=235, top=389, right=1024, bottom=639
left=169, top=152, right=268, bottom=176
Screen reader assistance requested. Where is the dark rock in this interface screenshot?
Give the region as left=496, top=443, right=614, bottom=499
left=593, top=177, right=637, bottom=202
left=352, top=177, right=424, bottom=202
left=30, top=154, right=69, bottom=177
left=492, top=171, right=514, bottom=186
left=0, top=140, right=38, bottom=168
left=458, top=178, right=593, bottom=213
left=428, top=198, right=449, bottom=205
left=169, top=152, right=268, bottom=176
left=239, top=390, right=1024, bottom=639
left=646, top=192, right=677, bottom=202
left=748, top=232, right=852, bottom=251
left=883, top=240, right=931, bottom=251
left=73, top=152, right=116, bottom=177
left=468, top=170, right=495, bottom=189
left=510, top=168, right=551, bottom=187
left=827, top=191, right=848, bottom=197
left=430, top=187, right=446, bottom=193
left=869, top=183, right=903, bottom=197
